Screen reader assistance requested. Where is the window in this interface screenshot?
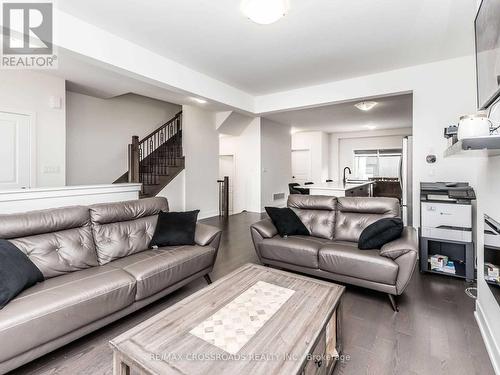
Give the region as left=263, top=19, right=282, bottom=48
left=353, top=148, right=402, bottom=179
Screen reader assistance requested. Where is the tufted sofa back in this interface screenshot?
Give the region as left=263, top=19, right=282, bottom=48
left=89, top=197, right=168, bottom=265
left=334, top=197, right=400, bottom=242
left=287, top=195, right=337, bottom=240
left=0, top=206, right=98, bottom=279
left=286, top=195, right=400, bottom=243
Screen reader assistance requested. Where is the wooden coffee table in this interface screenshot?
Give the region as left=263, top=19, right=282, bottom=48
left=110, top=263, right=344, bottom=375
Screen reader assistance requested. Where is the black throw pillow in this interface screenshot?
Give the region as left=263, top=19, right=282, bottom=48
left=0, top=239, right=43, bottom=309
left=150, top=210, right=200, bottom=247
left=358, top=218, right=404, bottom=250
left=265, top=207, right=310, bottom=237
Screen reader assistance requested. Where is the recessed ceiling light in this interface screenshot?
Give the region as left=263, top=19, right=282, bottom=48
left=241, top=0, right=289, bottom=25
left=192, top=97, right=207, bottom=104
left=355, top=101, right=378, bottom=111
left=365, top=125, right=377, bottom=130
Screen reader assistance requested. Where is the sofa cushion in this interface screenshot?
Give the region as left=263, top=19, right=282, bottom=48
left=9, top=227, right=99, bottom=279
left=150, top=210, right=200, bottom=247
left=259, top=235, right=328, bottom=268
left=288, top=195, right=337, bottom=240
left=265, top=207, right=309, bottom=237
left=319, top=241, right=398, bottom=285
left=0, top=239, right=43, bottom=309
left=0, top=266, right=136, bottom=363
left=89, top=197, right=169, bottom=265
left=358, top=218, right=403, bottom=250
left=108, top=246, right=216, bottom=300
left=334, top=197, right=400, bottom=243
left=0, top=206, right=90, bottom=239
left=0, top=206, right=99, bottom=279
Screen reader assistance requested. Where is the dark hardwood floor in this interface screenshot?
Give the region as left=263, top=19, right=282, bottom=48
left=10, top=213, right=494, bottom=375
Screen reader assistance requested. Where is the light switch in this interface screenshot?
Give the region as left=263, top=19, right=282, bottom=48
left=49, top=96, right=62, bottom=109
left=43, top=165, right=60, bottom=174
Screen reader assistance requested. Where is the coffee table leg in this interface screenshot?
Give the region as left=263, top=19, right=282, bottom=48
left=113, top=352, right=131, bottom=375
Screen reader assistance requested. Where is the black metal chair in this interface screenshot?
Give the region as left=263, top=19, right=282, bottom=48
left=289, top=183, right=309, bottom=195
left=289, top=183, right=301, bottom=194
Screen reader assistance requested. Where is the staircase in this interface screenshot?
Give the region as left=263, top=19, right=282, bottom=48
left=114, top=111, right=184, bottom=198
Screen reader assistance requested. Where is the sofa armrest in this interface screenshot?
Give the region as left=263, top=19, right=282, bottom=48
left=379, top=226, right=418, bottom=260
left=250, top=218, right=278, bottom=239
left=380, top=226, right=418, bottom=295
left=195, top=223, right=222, bottom=247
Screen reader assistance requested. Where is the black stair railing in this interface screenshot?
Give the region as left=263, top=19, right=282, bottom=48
left=128, top=111, right=182, bottom=189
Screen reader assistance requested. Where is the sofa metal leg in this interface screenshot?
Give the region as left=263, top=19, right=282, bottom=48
left=204, top=274, right=213, bottom=284
left=388, top=294, right=399, bottom=312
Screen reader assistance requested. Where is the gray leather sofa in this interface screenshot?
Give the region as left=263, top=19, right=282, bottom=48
left=0, top=197, right=221, bottom=374
left=251, top=195, right=418, bottom=311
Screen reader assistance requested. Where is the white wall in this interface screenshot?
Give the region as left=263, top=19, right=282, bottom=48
left=66, top=92, right=180, bottom=185
left=183, top=105, right=219, bottom=219
left=239, top=119, right=262, bottom=213
left=292, top=131, right=330, bottom=183
left=476, top=152, right=500, bottom=374
left=474, top=1, right=500, bottom=370
left=219, top=119, right=262, bottom=213
left=261, top=119, right=291, bottom=209
left=0, top=70, right=66, bottom=187
left=156, top=170, right=186, bottom=212
left=219, top=118, right=290, bottom=212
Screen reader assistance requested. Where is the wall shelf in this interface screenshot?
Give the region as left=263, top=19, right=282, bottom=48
left=444, top=135, right=500, bottom=157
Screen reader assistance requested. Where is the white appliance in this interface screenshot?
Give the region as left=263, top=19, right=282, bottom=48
left=399, top=136, right=413, bottom=226
left=421, top=202, right=472, bottom=242
left=457, top=113, right=492, bottom=140
left=420, top=182, right=476, bottom=242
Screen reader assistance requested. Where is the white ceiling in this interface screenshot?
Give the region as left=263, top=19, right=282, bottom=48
left=58, top=0, right=475, bottom=95
left=265, top=94, right=412, bottom=133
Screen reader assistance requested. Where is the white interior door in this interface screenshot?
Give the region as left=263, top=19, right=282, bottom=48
left=291, top=150, right=311, bottom=184
left=0, top=111, right=31, bottom=190
left=219, top=155, right=234, bottom=214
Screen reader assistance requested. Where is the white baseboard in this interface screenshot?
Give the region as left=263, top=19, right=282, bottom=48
left=475, top=301, right=500, bottom=375
left=198, top=209, right=219, bottom=220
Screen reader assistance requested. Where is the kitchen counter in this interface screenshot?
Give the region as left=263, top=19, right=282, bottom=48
left=299, top=181, right=374, bottom=197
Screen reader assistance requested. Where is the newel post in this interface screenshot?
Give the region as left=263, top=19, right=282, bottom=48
left=128, top=135, right=140, bottom=183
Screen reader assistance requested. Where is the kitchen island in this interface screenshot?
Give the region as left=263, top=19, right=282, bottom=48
left=299, top=181, right=374, bottom=197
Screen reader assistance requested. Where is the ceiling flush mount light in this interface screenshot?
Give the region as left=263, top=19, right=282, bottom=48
left=192, top=97, right=207, bottom=104
left=365, top=125, right=377, bottom=130
left=355, top=101, right=378, bottom=111
left=241, top=0, right=289, bottom=25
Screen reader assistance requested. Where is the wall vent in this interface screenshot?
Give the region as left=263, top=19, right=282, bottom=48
left=273, top=193, right=285, bottom=201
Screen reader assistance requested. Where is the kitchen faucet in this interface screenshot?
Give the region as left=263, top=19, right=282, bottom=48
left=343, top=167, right=352, bottom=185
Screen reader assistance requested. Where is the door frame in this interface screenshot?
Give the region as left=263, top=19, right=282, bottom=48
left=0, top=107, right=37, bottom=189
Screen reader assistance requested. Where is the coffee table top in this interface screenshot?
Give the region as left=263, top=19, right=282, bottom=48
left=110, top=263, right=344, bottom=375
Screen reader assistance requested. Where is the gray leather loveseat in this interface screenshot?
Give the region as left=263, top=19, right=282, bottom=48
left=0, top=197, right=221, bottom=374
left=251, top=195, right=418, bottom=311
